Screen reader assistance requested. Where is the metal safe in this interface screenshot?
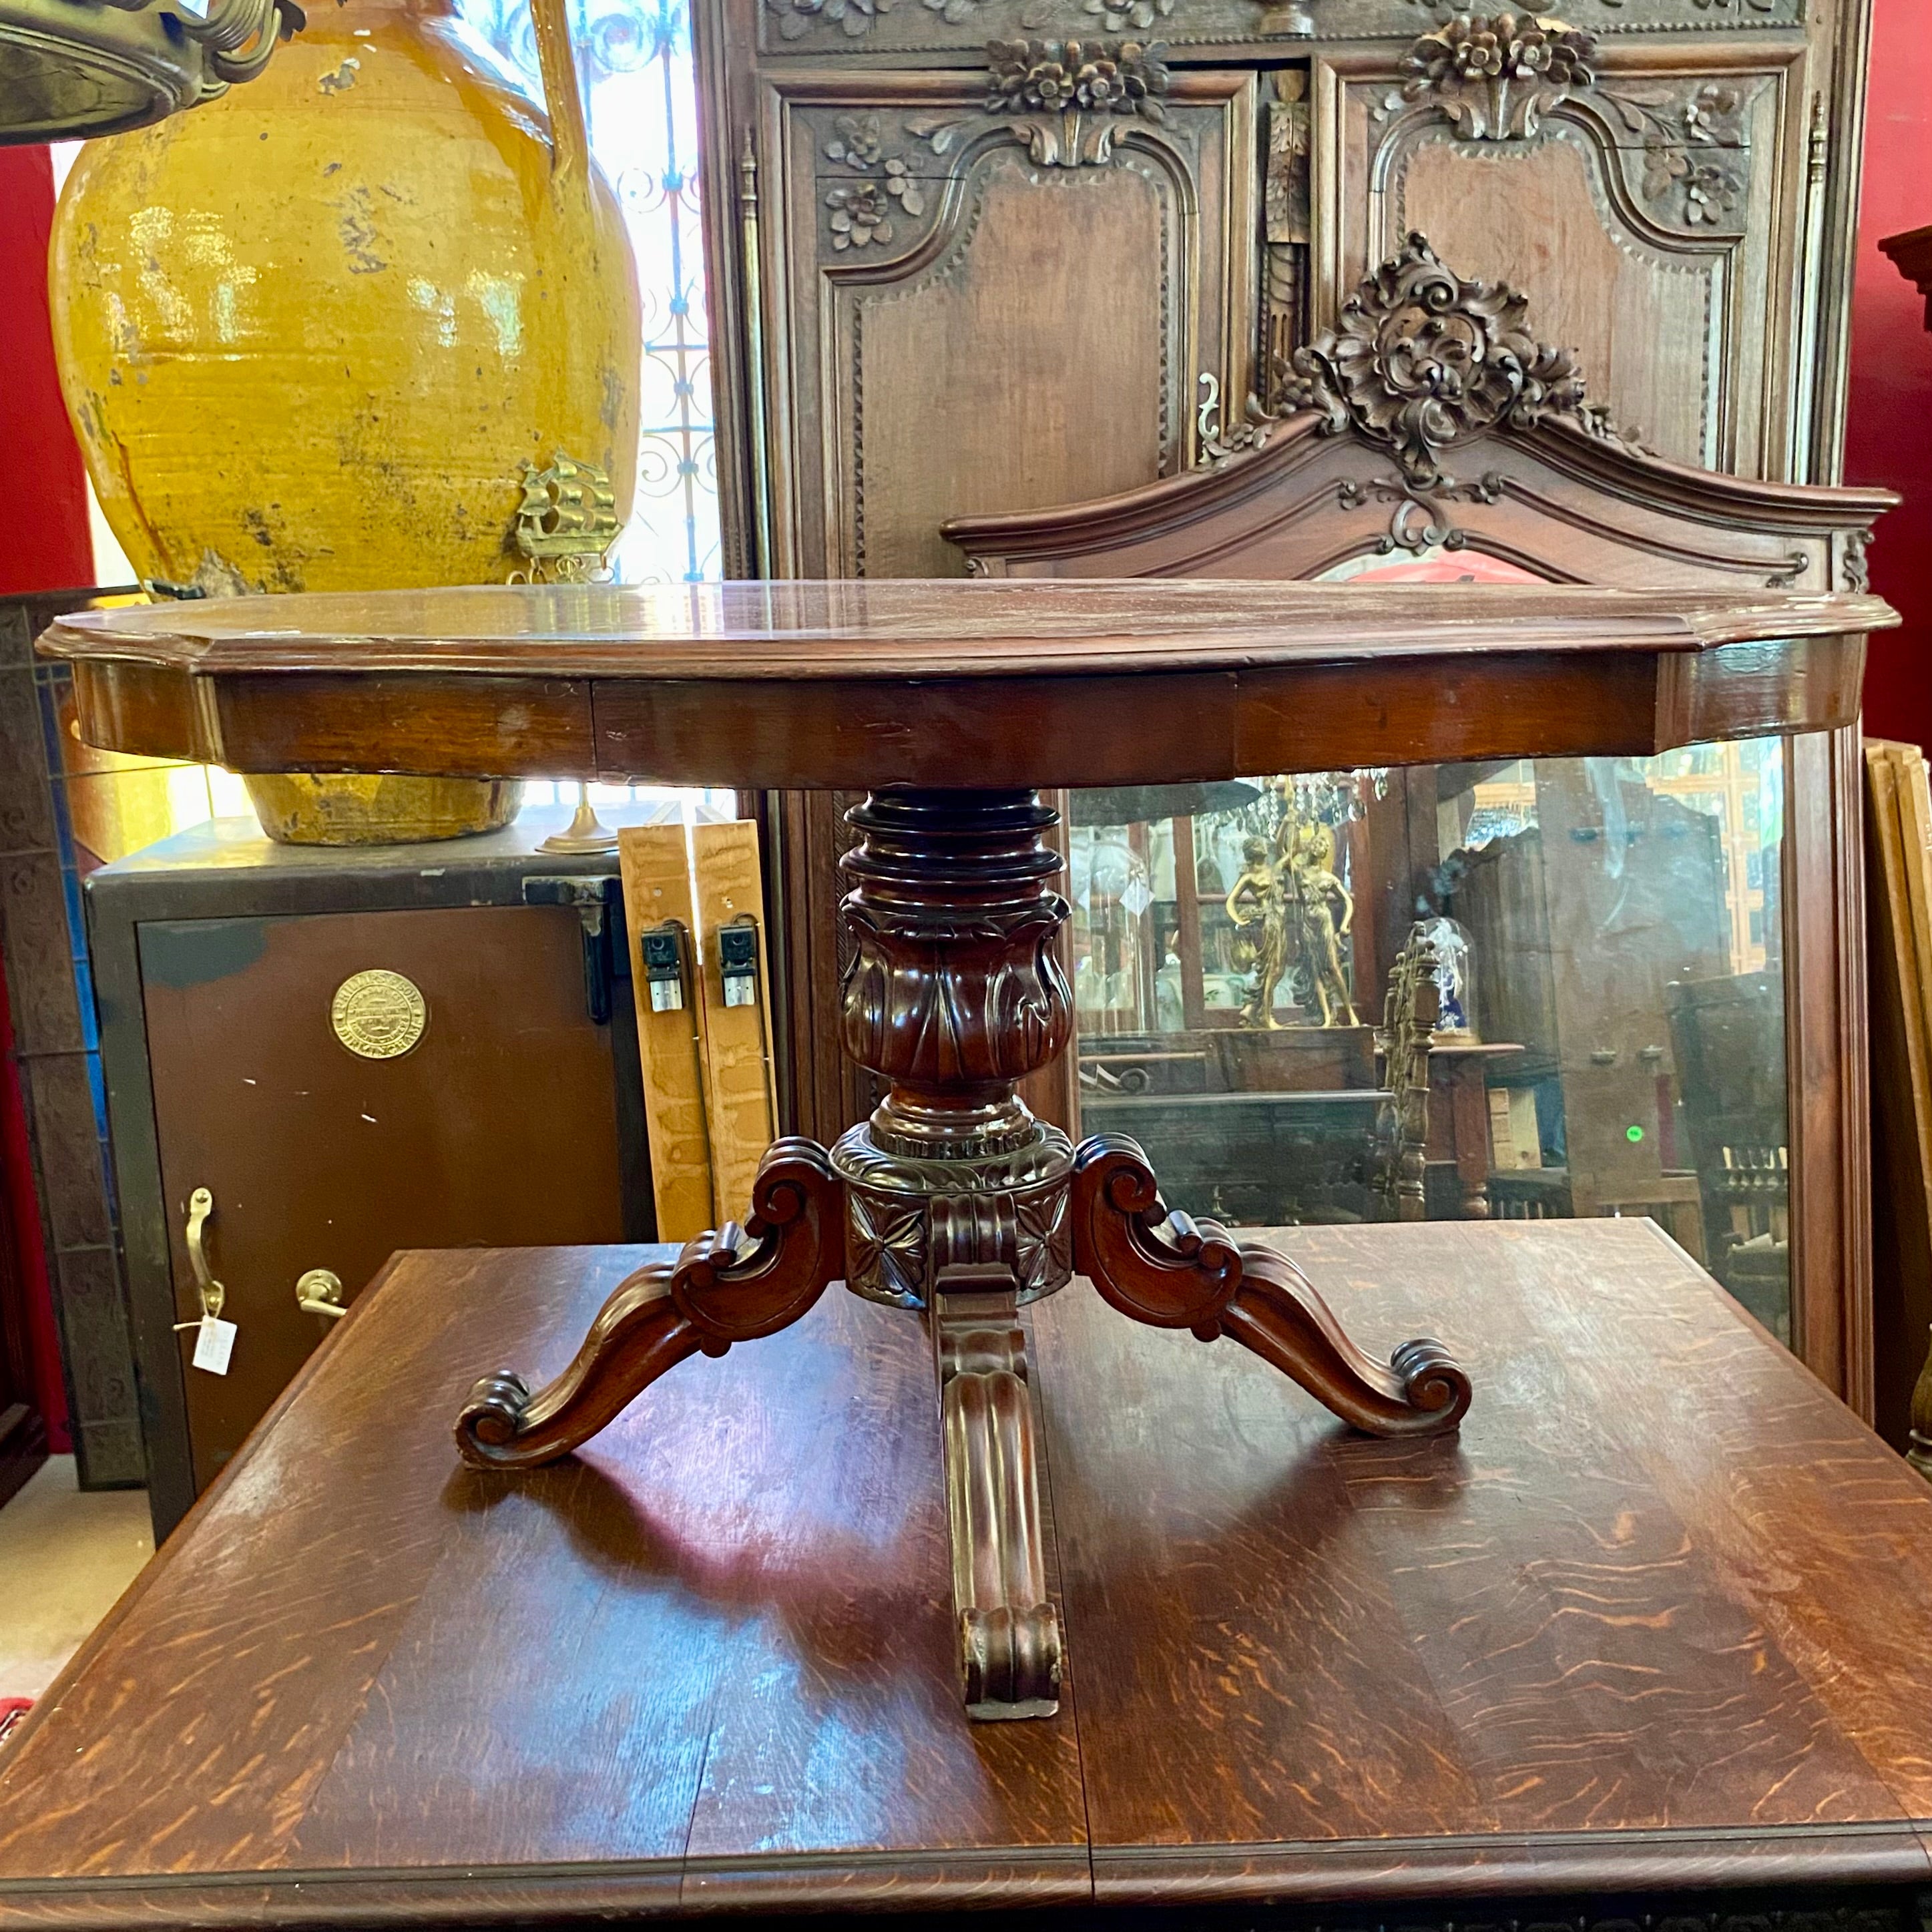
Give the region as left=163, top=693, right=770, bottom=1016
left=88, top=806, right=656, bottom=1539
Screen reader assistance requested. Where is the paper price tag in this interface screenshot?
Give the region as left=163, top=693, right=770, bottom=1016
left=191, top=1316, right=238, bottom=1377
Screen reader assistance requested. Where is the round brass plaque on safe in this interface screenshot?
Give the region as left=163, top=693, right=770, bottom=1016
left=330, top=969, right=428, bottom=1060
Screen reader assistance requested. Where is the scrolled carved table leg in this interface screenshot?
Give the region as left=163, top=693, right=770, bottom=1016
left=1071, top=1134, right=1471, bottom=1437
left=931, top=1269, right=1061, bottom=1720
left=455, top=785, right=1475, bottom=1722
left=455, top=1138, right=844, bottom=1469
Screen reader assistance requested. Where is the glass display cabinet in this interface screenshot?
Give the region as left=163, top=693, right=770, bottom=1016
left=1063, top=740, right=1792, bottom=1337
left=945, top=237, right=1892, bottom=1391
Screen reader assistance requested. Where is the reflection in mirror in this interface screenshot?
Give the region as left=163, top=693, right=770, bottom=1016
left=1067, top=737, right=1791, bottom=1343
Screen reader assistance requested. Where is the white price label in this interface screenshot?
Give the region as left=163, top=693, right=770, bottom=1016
left=191, top=1316, right=238, bottom=1376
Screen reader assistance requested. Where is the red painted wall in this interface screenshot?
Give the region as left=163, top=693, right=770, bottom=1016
left=0, top=148, right=92, bottom=596
left=1847, top=0, right=1932, bottom=746
left=0, top=146, right=79, bottom=1449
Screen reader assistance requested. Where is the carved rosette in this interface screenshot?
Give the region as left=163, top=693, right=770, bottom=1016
left=1399, top=11, right=1597, bottom=142
left=1286, top=234, right=1614, bottom=491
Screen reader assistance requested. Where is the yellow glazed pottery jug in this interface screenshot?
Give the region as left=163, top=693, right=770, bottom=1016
left=49, top=0, right=641, bottom=841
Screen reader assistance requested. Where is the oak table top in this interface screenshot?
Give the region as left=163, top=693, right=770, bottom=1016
left=5, top=1220, right=1932, bottom=1925
left=39, top=580, right=1896, bottom=789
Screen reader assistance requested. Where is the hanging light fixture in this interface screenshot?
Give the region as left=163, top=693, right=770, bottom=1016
left=1, top=0, right=299, bottom=144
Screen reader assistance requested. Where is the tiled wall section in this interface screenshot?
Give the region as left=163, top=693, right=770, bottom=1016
left=0, top=595, right=142, bottom=1487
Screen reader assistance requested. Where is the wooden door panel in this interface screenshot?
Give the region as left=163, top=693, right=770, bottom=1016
left=830, top=159, right=1171, bottom=577
left=1320, top=43, right=1802, bottom=475
left=768, top=71, right=1256, bottom=576
left=754, top=67, right=1253, bottom=1132
left=141, top=905, right=626, bottom=1487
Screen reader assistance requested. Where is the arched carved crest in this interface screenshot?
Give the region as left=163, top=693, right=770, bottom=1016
left=946, top=233, right=1891, bottom=588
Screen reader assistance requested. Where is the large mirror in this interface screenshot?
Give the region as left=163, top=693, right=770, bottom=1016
left=1069, top=737, right=1792, bottom=1341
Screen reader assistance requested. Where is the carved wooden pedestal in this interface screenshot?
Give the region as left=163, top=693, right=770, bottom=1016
left=455, top=788, right=1471, bottom=1718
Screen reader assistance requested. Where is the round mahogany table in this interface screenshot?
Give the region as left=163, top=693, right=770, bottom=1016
left=43, top=577, right=1893, bottom=1720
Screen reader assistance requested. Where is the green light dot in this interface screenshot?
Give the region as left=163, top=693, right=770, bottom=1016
left=1626, top=1124, right=1645, bottom=1143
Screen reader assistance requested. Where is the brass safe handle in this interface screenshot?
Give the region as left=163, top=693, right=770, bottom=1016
left=181, top=1186, right=226, bottom=1324
left=296, top=1269, right=348, bottom=1320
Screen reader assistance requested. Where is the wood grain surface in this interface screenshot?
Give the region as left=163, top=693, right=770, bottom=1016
left=4, top=1222, right=1932, bottom=1924
left=38, top=581, right=1897, bottom=676
left=35, top=582, right=1895, bottom=791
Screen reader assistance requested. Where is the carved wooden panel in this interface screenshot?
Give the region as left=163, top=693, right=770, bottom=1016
left=1318, top=39, right=1808, bottom=475
left=750, top=0, right=1805, bottom=65
left=765, top=69, right=1256, bottom=577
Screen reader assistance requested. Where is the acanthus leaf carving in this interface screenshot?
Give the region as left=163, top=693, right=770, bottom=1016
left=1280, top=232, right=1647, bottom=495
left=1339, top=471, right=1505, bottom=555
left=1399, top=11, right=1597, bottom=142
left=984, top=36, right=1170, bottom=167
left=1262, top=69, right=1311, bottom=410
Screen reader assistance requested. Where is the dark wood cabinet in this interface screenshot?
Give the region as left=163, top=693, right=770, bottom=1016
left=88, top=809, right=656, bottom=1539
left=692, top=0, right=1885, bottom=1406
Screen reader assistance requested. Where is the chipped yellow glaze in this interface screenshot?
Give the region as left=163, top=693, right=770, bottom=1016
left=242, top=772, right=525, bottom=843
left=47, top=0, right=641, bottom=597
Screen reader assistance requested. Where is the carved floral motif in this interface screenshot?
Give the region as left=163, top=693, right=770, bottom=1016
left=765, top=0, right=893, bottom=41
left=1400, top=11, right=1597, bottom=141
left=985, top=36, right=1170, bottom=165
left=824, top=112, right=886, bottom=166
left=1282, top=232, right=1640, bottom=491
left=1081, top=0, right=1174, bottom=31
left=824, top=180, right=897, bottom=250
left=847, top=1190, right=927, bottom=1304
left=1602, top=79, right=1747, bottom=229
left=821, top=115, right=928, bottom=254
left=987, top=36, right=1168, bottom=117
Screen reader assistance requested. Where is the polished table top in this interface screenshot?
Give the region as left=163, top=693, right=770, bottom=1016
left=39, top=580, right=1896, bottom=789
left=4, top=1220, right=1932, bottom=1924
